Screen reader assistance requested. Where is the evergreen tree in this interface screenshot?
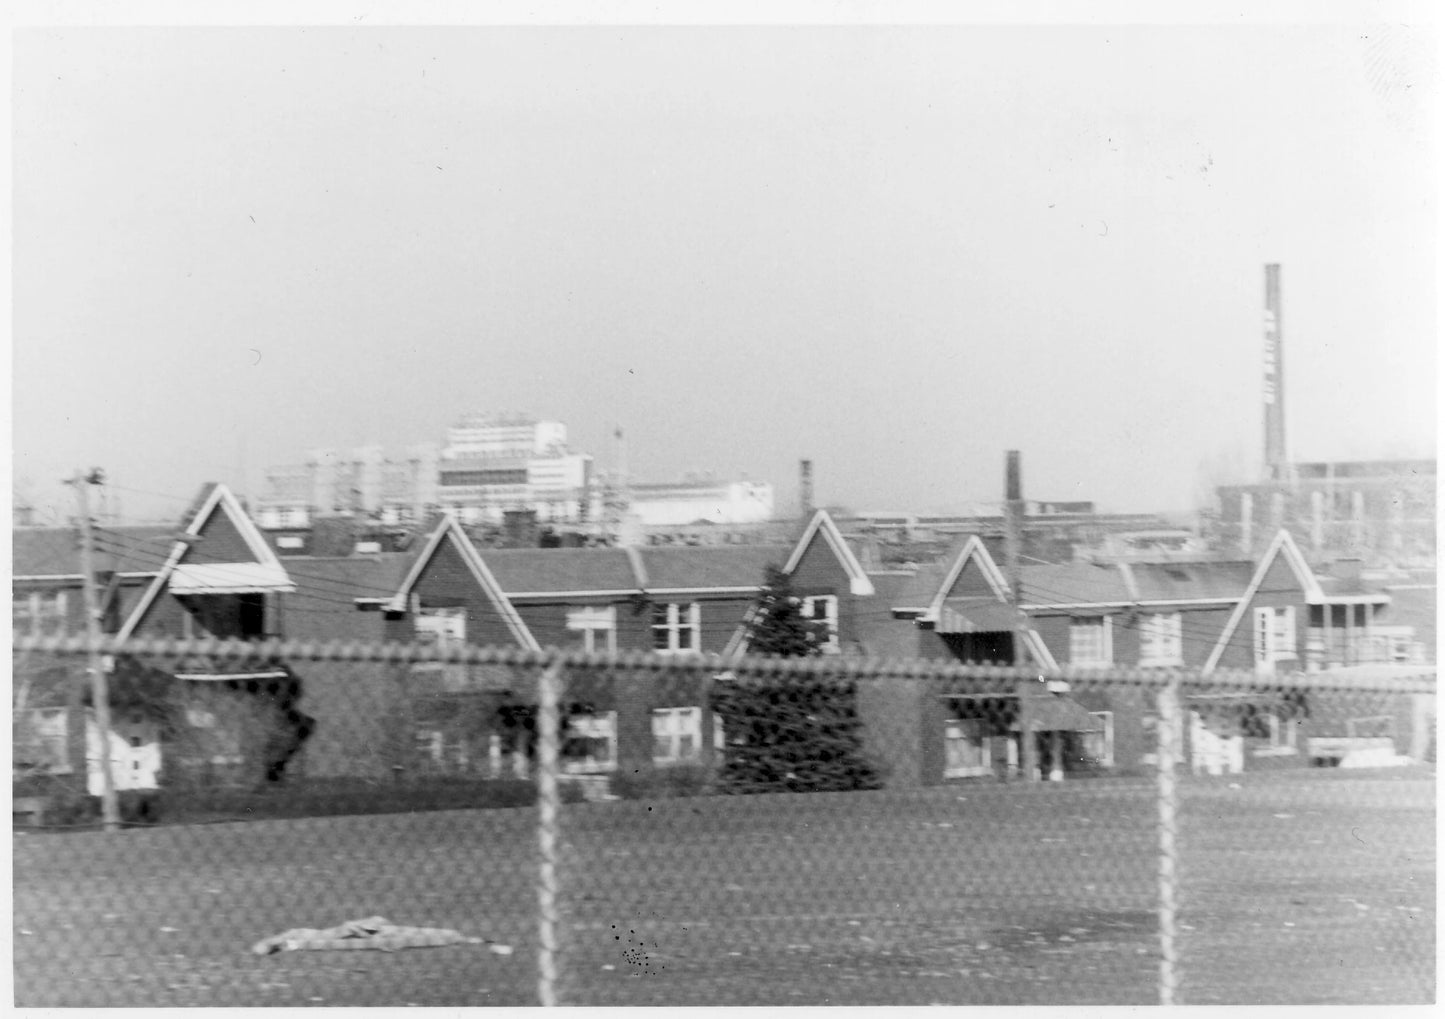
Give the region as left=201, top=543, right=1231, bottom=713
left=741, top=565, right=830, bottom=657
left=712, top=565, right=883, bottom=794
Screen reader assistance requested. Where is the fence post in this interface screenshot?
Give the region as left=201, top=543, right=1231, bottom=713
left=1156, top=672, right=1182, bottom=1005
left=536, top=657, right=564, bottom=1007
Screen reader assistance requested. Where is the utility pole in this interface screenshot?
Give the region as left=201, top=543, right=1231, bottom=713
left=1005, top=451, right=1039, bottom=783
left=70, top=469, right=121, bottom=832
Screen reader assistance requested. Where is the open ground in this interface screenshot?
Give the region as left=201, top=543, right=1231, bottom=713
left=11, top=768, right=1434, bottom=1006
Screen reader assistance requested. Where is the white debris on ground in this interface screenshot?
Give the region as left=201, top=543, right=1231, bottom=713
left=249, top=915, right=492, bottom=955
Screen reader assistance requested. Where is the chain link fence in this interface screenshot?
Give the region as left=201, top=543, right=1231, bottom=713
left=11, top=636, right=1436, bottom=1006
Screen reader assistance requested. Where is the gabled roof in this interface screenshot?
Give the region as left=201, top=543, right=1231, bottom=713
left=1126, top=561, right=1256, bottom=603
left=117, top=483, right=295, bottom=640
left=892, top=561, right=948, bottom=615
left=1315, top=575, right=1393, bottom=603
left=640, top=545, right=787, bottom=592
left=385, top=513, right=539, bottom=650
left=1202, top=529, right=1322, bottom=674
left=292, top=555, right=411, bottom=605
left=784, top=510, right=876, bottom=596
left=1019, top=563, right=1132, bottom=607
left=12, top=525, right=176, bottom=580
left=483, top=548, right=643, bottom=597
left=925, top=535, right=1011, bottom=620
left=1019, top=561, right=1252, bottom=608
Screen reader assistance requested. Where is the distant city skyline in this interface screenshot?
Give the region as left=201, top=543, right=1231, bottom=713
left=12, top=18, right=1436, bottom=528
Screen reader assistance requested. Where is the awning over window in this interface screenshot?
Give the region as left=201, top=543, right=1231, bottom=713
left=169, top=562, right=295, bottom=595
left=174, top=670, right=290, bottom=682
left=1011, top=695, right=1104, bottom=732
left=936, top=599, right=1023, bottom=634
left=169, top=654, right=290, bottom=682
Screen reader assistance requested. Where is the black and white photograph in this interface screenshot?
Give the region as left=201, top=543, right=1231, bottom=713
left=9, top=1, right=1437, bottom=1008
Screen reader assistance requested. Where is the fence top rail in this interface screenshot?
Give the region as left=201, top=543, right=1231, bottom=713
left=11, top=635, right=1438, bottom=694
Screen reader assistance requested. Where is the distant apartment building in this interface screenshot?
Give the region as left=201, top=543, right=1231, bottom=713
left=257, top=445, right=441, bottom=529
left=256, top=415, right=775, bottom=536
left=434, top=414, right=592, bottom=525
left=1211, top=459, right=1436, bottom=568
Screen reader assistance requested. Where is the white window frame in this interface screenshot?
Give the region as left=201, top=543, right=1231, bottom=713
left=13, top=591, right=69, bottom=638
left=14, top=707, right=73, bottom=774
left=1083, top=711, right=1115, bottom=767
left=651, top=602, right=701, bottom=654
left=414, top=605, right=467, bottom=648
left=943, top=717, right=993, bottom=778
left=1068, top=616, right=1113, bottom=666
left=1253, top=605, right=1297, bottom=673
left=800, top=595, right=840, bottom=652
left=566, top=605, right=618, bottom=654
left=1139, top=612, right=1183, bottom=667
left=651, top=706, right=704, bottom=765
left=563, top=711, right=618, bottom=774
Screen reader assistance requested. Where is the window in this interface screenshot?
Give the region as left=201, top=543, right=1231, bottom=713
left=1253, top=606, right=1297, bottom=673
left=562, top=712, right=618, bottom=773
left=1139, top=612, right=1183, bottom=666
left=1139, top=710, right=1185, bottom=766
left=566, top=606, right=617, bottom=654
left=13, top=591, right=69, bottom=638
left=944, top=718, right=992, bottom=778
left=800, top=595, right=840, bottom=652
left=414, top=606, right=466, bottom=648
left=1082, top=711, right=1115, bottom=767
left=652, top=706, right=703, bottom=764
left=13, top=708, right=71, bottom=774
left=1069, top=617, right=1113, bottom=666
left=651, top=603, right=700, bottom=654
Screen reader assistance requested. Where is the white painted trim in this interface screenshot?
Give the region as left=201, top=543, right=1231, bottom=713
left=175, top=670, right=290, bottom=682
left=117, top=483, right=287, bottom=641
left=1023, top=628, right=1059, bottom=670
left=624, top=545, right=649, bottom=589
left=386, top=513, right=540, bottom=651
left=638, top=586, right=763, bottom=596
left=1023, top=597, right=1240, bottom=610
left=503, top=589, right=644, bottom=600
left=924, top=535, right=1012, bottom=620
left=783, top=509, right=875, bottom=597
left=1203, top=529, right=1318, bottom=675
left=1118, top=562, right=1140, bottom=603
left=722, top=604, right=759, bottom=657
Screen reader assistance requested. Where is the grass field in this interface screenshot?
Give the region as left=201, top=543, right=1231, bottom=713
left=11, top=767, right=1434, bottom=1006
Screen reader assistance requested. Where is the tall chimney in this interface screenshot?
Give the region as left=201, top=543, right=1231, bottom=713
left=1005, top=450, right=1023, bottom=503
left=1263, top=264, right=1287, bottom=481
left=799, top=459, right=814, bottom=517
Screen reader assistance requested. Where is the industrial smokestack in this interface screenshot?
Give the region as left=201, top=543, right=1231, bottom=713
left=1005, top=449, right=1023, bottom=503
left=1263, top=264, right=1287, bottom=481
left=800, top=459, right=814, bottom=517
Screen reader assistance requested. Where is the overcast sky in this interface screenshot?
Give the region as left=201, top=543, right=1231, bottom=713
left=10, top=12, right=1437, bottom=526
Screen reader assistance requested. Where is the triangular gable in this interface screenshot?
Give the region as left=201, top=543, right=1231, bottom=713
left=783, top=509, right=874, bottom=596
left=386, top=513, right=539, bottom=651
left=922, top=535, right=1055, bottom=668
left=117, top=483, right=293, bottom=639
left=926, top=535, right=1011, bottom=620
left=1202, top=529, right=1322, bottom=674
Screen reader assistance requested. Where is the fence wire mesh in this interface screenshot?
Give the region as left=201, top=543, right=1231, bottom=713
left=10, top=637, right=1436, bottom=1007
